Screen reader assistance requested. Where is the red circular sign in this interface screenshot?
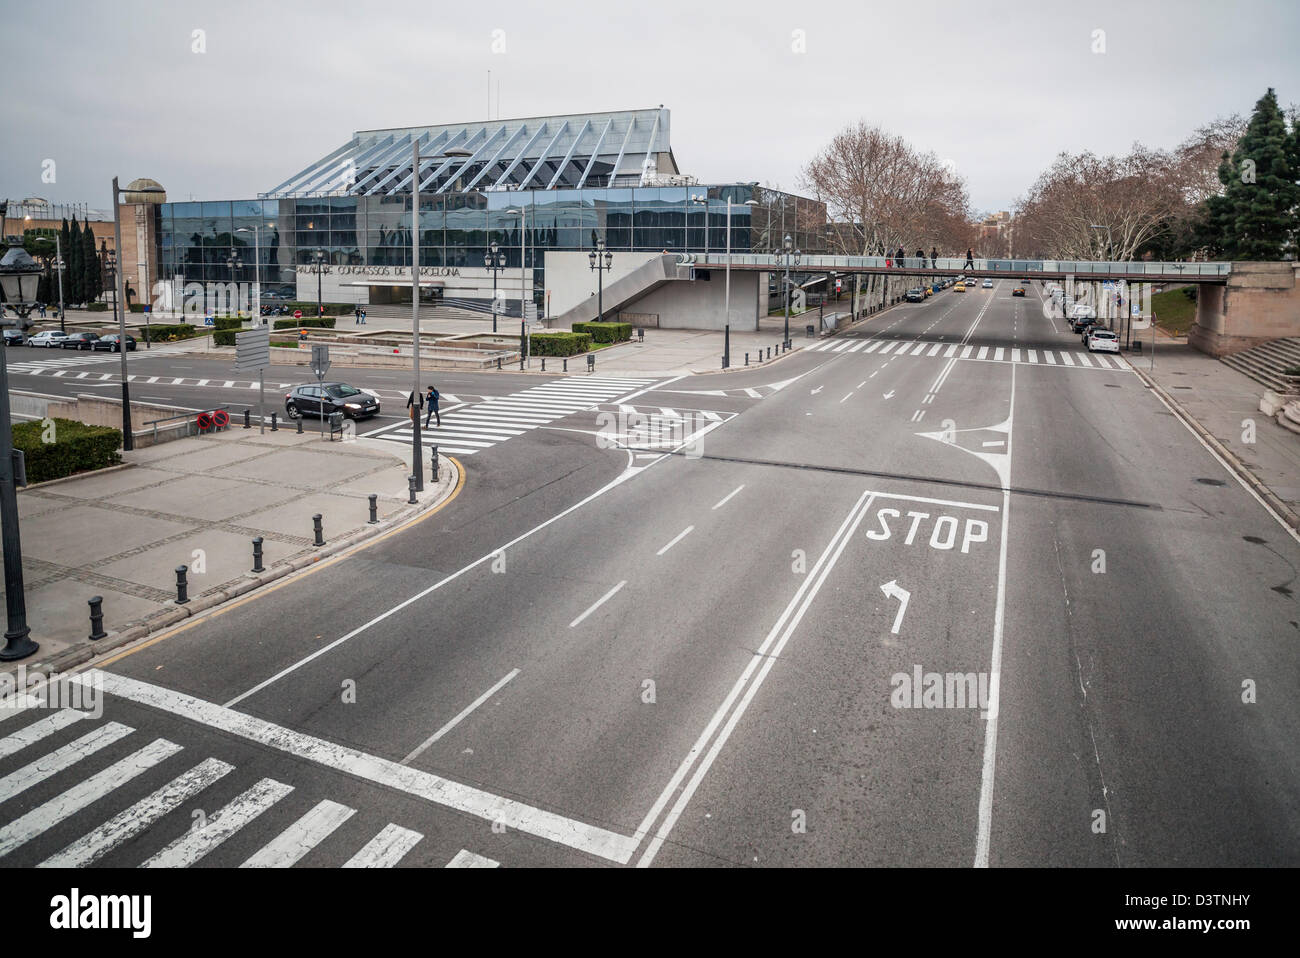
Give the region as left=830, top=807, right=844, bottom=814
left=213, top=410, right=230, bottom=428
left=197, top=412, right=213, bottom=430
left=293, top=309, right=303, bottom=319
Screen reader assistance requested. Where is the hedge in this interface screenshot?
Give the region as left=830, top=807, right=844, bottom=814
left=529, top=332, right=592, bottom=357
left=212, top=330, right=237, bottom=346
left=284, top=302, right=351, bottom=317
left=86, top=302, right=109, bottom=311
left=143, top=324, right=206, bottom=343
left=214, top=316, right=243, bottom=330
left=13, top=418, right=122, bottom=483
left=571, top=321, right=632, bottom=343
left=273, top=317, right=336, bottom=330
left=128, top=303, right=148, bottom=313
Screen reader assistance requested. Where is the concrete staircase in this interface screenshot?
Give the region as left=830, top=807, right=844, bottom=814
left=1221, top=337, right=1300, bottom=392
left=552, top=254, right=694, bottom=326
left=354, top=303, right=491, bottom=322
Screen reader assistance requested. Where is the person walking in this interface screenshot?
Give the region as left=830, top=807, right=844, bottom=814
left=406, top=388, right=423, bottom=424
left=964, top=248, right=975, bottom=270
left=360, top=308, right=367, bottom=325
left=930, top=247, right=938, bottom=268
left=896, top=246, right=906, bottom=266
left=424, top=384, right=440, bottom=428
left=354, top=305, right=360, bottom=325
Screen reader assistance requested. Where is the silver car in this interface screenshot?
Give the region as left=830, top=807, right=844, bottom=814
left=27, top=330, right=70, bottom=348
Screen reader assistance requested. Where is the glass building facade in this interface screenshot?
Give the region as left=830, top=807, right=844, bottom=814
left=152, top=109, right=827, bottom=309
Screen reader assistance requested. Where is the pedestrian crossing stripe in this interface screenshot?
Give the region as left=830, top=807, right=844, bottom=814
left=806, top=338, right=1129, bottom=369
left=368, top=376, right=657, bottom=455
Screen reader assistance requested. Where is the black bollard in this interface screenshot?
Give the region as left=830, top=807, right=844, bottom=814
left=430, top=446, right=439, bottom=482
left=312, top=514, right=324, bottom=547
left=745, top=352, right=749, bottom=366
left=243, top=409, right=251, bottom=429
left=252, top=536, right=264, bottom=572
left=368, top=494, right=378, bottom=524
left=541, top=358, right=546, bottom=372
left=563, top=358, right=568, bottom=372
left=270, top=412, right=278, bottom=432
left=175, top=565, right=190, bottom=605
left=520, top=357, right=525, bottom=371
left=497, top=357, right=502, bottom=370
left=88, top=596, right=107, bottom=641
left=297, top=415, right=303, bottom=434
left=407, top=475, right=417, bottom=504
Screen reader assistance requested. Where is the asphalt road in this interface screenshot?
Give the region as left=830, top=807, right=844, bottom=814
left=2, top=282, right=1297, bottom=869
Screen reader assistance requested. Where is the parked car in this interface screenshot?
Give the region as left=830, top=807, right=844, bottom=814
left=27, top=330, right=70, bottom=348
left=1071, top=313, right=1100, bottom=334
left=3, top=329, right=25, bottom=346
left=284, top=382, right=381, bottom=421
left=60, top=332, right=101, bottom=350
left=982, top=279, right=994, bottom=288
left=92, top=333, right=136, bottom=352
left=905, top=288, right=926, bottom=302
left=1085, top=327, right=1120, bottom=353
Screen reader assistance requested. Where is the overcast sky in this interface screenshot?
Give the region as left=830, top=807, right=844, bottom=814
left=7, top=0, right=1300, bottom=216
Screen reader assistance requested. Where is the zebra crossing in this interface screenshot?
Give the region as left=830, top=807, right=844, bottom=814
left=367, top=375, right=657, bottom=456
left=5, top=350, right=118, bottom=375
left=806, top=338, right=1130, bottom=370
left=0, top=695, right=494, bottom=868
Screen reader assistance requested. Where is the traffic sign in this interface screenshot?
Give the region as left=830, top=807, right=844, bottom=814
left=234, top=327, right=271, bottom=371
left=294, top=309, right=303, bottom=319
left=311, top=344, right=331, bottom=378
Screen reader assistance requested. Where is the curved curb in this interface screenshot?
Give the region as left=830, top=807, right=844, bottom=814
left=10, top=456, right=463, bottom=677
left=1131, top=365, right=1300, bottom=535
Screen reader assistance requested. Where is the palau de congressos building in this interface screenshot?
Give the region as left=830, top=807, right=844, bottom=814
left=152, top=107, right=827, bottom=329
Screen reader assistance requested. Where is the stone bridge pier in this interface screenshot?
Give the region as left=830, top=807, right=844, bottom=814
left=1190, top=262, right=1300, bottom=356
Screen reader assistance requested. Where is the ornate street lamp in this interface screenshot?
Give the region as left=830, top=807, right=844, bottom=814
left=775, top=234, right=801, bottom=350
left=484, top=241, right=507, bottom=333
left=0, top=238, right=42, bottom=660
left=589, top=239, right=613, bottom=324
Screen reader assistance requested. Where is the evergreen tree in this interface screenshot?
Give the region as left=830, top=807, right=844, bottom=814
left=1200, top=88, right=1300, bottom=259
left=59, top=218, right=71, bottom=304
left=82, top=219, right=100, bottom=303
left=69, top=218, right=84, bottom=304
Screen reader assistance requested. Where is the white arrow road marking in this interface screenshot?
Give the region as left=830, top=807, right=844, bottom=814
left=810, top=386, right=823, bottom=395
left=883, top=390, right=895, bottom=399
left=879, top=580, right=911, bottom=634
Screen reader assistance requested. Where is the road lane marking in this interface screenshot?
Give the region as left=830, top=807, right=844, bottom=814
left=863, top=341, right=882, bottom=353
left=656, top=526, right=695, bottom=556
left=927, top=343, right=943, bottom=356
left=143, top=777, right=294, bottom=868
left=342, top=824, right=424, bottom=868
left=242, top=799, right=356, bottom=868
left=447, top=849, right=500, bottom=868
left=743, top=388, right=761, bottom=398
left=401, top=668, right=521, bottom=765
left=635, top=490, right=878, bottom=867
left=570, top=580, right=628, bottom=627
left=976, top=346, right=989, bottom=360
left=712, top=485, right=744, bottom=510
left=76, top=671, right=638, bottom=863
left=840, top=393, right=853, bottom=403
left=39, top=757, right=233, bottom=868
left=975, top=364, right=1016, bottom=868
left=878, top=342, right=898, bottom=354
left=1058, top=351, right=1074, bottom=366
left=848, top=342, right=866, bottom=352
left=0, top=738, right=183, bottom=861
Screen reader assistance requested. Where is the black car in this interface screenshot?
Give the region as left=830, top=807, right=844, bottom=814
left=60, top=332, right=100, bottom=350
left=3, top=329, right=24, bottom=346
left=92, top=333, right=136, bottom=352
left=284, top=382, right=380, bottom=420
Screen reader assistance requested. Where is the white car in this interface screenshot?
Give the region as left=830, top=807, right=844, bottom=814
left=27, top=330, right=70, bottom=348
left=1069, top=303, right=1097, bottom=320
left=1086, top=328, right=1120, bottom=353
left=982, top=279, right=993, bottom=288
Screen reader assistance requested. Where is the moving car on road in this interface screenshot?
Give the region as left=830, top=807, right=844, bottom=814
left=1085, top=327, right=1120, bottom=353
left=27, top=330, right=70, bottom=348
left=92, top=333, right=136, bottom=352
left=1012, top=285, right=1026, bottom=296
left=954, top=282, right=966, bottom=291
left=905, top=288, right=926, bottom=302
left=3, top=329, right=25, bottom=346
left=982, top=279, right=994, bottom=288
left=284, top=382, right=381, bottom=421
left=60, top=332, right=100, bottom=350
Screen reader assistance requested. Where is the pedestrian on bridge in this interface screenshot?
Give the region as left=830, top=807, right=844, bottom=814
left=930, top=247, right=938, bottom=268
left=896, top=246, right=906, bottom=266
left=964, top=248, right=975, bottom=270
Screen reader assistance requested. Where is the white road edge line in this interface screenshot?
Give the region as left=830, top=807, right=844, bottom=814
left=656, top=526, right=695, bottom=556
left=401, top=668, right=521, bottom=765
left=569, top=580, right=627, bottom=628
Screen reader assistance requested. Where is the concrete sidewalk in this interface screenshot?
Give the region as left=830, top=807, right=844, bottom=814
left=2, top=426, right=458, bottom=671
left=1132, top=342, right=1300, bottom=526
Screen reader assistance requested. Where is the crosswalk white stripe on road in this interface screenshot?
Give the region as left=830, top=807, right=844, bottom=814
left=446, top=849, right=500, bottom=868
left=1012, top=348, right=1021, bottom=362
left=141, top=777, right=294, bottom=868
left=1075, top=352, right=1091, bottom=366
left=994, top=347, right=1004, bottom=361
left=961, top=345, right=974, bottom=358
left=928, top=343, right=943, bottom=356
left=0, top=722, right=134, bottom=803
left=976, top=346, right=989, bottom=359
left=0, top=709, right=87, bottom=761
left=0, top=738, right=183, bottom=860
left=1043, top=351, right=1057, bottom=364
left=342, top=824, right=424, bottom=868
left=848, top=341, right=866, bottom=352
left=1059, top=351, right=1074, bottom=366
left=242, top=799, right=356, bottom=868
left=1027, top=349, right=1038, bottom=363
left=945, top=344, right=958, bottom=357
left=39, top=757, right=234, bottom=868
left=833, top=342, right=852, bottom=352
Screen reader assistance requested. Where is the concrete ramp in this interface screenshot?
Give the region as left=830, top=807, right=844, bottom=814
left=553, top=254, right=694, bottom=326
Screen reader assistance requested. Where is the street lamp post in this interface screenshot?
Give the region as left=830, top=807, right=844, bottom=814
left=589, top=239, right=613, bottom=324
left=313, top=249, right=326, bottom=320
left=690, top=193, right=707, bottom=259
left=226, top=249, right=242, bottom=316
left=775, top=234, right=801, bottom=350
left=110, top=177, right=166, bottom=452
left=235, top=224, right=269, bottom=325
left=411, top=139, right=424, bottom=491
left=54, top=231, right=66, bottom=334
left=484, top=241, right=506, bottom=333
left=723, top=197, right=759, bottom=353
left=0, top=238, right=42, bottom=660
left=504, top=206, right=526, bottom=326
